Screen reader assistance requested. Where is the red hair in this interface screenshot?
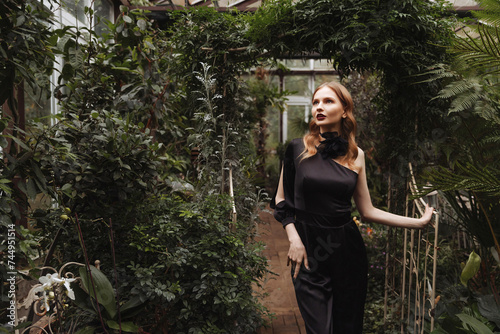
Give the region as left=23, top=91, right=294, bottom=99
left=301, top=81, right=358, bottom=168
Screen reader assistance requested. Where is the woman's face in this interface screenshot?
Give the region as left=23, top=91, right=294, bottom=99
left=312, top=86, right=346, bottom=133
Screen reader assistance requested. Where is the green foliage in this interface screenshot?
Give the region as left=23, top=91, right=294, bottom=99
left=78, top=265, right=118, bottom=320
left=454, top=0, right=500, bottom=77
left=0, top=0, right=54, bottom=248
left=72, top=265, right=143, bottom=332
left=342, top=71, right=387, bottom=207
left=421, top=0, right=500, bottom=264
left=165, top=8, right=267, bottom=204
left=418, top=11, right=500, bottom=331
left=0, top=0, right=56, bottom=110
left=426, top=163, right=500, bottom=197
left=2, top=0, right=474, bottom=331
left=19, top=7, right=188, bottom=269
left=0, top=0, right=59, bottom=318
left=126, top=194, right=270, bottom=333
left=424, top=0, right=500, bottom=139
left=359, top=222, right=398, bottom=333
left=250, top=0, right=454, bottom=71
left=246, top=72, right=289, bottom=188
left=432, top=285, right=500, bottom=334
left=55, top=6, right=186, bottom=154
left=166, top=7, right=258, bottom=120
left=247, top=0, right=457, bottom=220
left=4, top=5, right=271, bottom=332
left=473, top=0, right=500, bottom=27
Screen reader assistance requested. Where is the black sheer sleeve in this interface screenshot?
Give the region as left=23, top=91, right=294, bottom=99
left=270, top=141, right=296, bottom=228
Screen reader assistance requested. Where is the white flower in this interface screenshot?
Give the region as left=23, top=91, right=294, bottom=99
left=33, top=285, right=50, bottom=312
left=33, top=273, right=77, bottom=312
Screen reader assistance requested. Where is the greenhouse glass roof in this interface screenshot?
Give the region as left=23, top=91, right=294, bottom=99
left=127, top=0, right=263, bottom=12
left=125, top=0, right=479, bottom=13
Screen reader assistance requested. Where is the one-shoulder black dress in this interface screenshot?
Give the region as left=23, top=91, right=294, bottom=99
left=271, top=138, right=368, bottom=334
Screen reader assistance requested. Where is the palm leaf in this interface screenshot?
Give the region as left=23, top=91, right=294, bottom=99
left=425, top=163, right=500, bottom=196
left=452, top=24, right=500, bottom=75
left=473, top=0, right=500, bottom=27
left=440, top=190, right=496, bottom=248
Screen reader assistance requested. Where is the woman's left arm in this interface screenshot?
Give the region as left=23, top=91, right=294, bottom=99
left=352, top=149, right=434, bottom=229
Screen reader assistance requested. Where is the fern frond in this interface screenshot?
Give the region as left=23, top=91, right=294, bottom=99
left=415, top=63, right=460, bottom=83
left=473, top=98, right=500, bottom=124
left=481, top=132, right=500, bottom=145
left=426, top=163, right=500, bottom=196
left=449, top=87, right=486, bottom=113
left=437, top=77, right=481, bottom=99
left=435, top=73, right=500, bottom=121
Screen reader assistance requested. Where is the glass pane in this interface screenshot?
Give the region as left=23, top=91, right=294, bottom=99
left=94, top=0, right=113, bottom=36
left=315, top=74, right=339, bottom=89
left=25, top=83, right=51, bottom=126
left=63, top=0, right=88, bottom=25
left=269, top=74, right=281, bottom=91
left=313, top=59, right=333, bottom=70
left=282, top=59, right=309, bottom=69
left=287, top=105, right=308, bottom=140
left=285, top=76, right=309, bottom=96
left=266, top=107, right=281, bottom=150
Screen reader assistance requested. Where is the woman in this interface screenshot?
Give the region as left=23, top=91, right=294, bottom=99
left=271, top=81, right=434, bottom=334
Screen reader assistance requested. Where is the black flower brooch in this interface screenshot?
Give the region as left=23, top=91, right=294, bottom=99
left=317, top=132, right=348, bottom=160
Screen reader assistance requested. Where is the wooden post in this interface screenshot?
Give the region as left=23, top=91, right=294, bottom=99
left=430, top=213, right=439, bottom=331
left=383, top=173, right=391, bottom=322
left=400, top=184, right=409, bottom=334
left=229, top=167, right=237, bottom=224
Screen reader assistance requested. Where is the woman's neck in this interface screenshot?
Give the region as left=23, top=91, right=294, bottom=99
left=320, top=126, right=341, bottom=134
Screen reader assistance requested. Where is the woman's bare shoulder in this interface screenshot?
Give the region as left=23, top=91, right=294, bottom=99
left=353, top=147, right=365, bottom=173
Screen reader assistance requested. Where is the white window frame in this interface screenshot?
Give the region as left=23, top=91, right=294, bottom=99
left=281, top=63, right=316, bottom=142
left=43, top=0, right=114, bottom=122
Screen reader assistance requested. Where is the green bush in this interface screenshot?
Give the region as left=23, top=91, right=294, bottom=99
left=127, top=194, right=269, bottom=333
left=2, top=6, right=271, bottom=332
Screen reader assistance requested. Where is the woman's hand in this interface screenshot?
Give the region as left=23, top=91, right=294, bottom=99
left=416, top=203, right=435, bottom=229
left=287, top=237, right=309, bottom=279
left=284, top=223, right=309, bottom=279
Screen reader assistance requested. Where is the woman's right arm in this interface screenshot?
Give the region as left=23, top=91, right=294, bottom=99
left=275, top=167, right=309, bottom=279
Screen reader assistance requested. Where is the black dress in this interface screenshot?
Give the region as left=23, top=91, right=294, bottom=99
left=271, top=138, right=368, bottom=334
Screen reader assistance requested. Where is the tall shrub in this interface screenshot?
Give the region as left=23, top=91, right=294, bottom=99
left=0, top=0, right=57, bottom=319
left=9, top=6, right=271, bottom=332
